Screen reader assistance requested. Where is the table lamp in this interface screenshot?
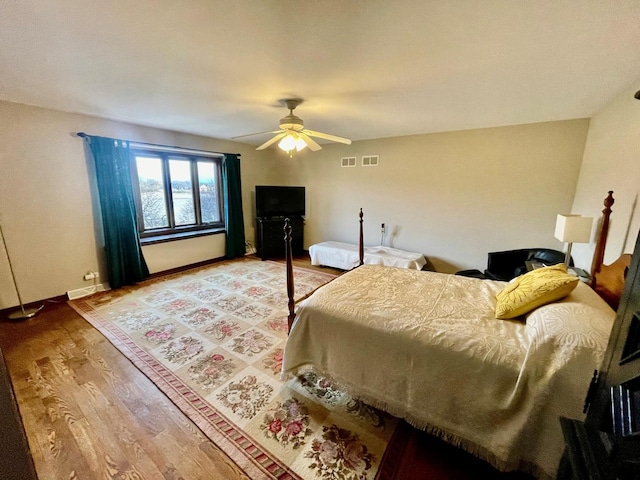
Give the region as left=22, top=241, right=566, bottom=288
left=554, top=214, right=594, bottom=266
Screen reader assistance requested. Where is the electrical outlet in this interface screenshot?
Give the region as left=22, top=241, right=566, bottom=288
left=83, top=271, right=98, bottom=281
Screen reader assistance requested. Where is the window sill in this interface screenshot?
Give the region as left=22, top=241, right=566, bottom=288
left=140, top=228, right=225, bottom=246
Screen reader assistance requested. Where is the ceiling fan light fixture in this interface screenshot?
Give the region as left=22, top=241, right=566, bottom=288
left=294, top=136, right=307, bottom=152
left=278, top=133, right=306, bottom=154
left=233, top=98, right=352, bottom=152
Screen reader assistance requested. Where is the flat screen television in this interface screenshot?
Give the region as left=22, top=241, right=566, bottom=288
left=255, top=185, right=305, bottom=218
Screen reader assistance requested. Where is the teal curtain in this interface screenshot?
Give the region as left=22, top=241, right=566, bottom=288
left=84, top=135, right=149, bottom=288
left=222, top=154, right=246, bottom=258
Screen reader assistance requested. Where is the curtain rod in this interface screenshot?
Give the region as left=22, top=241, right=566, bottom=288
left=75, top=132, right=241, bottom=157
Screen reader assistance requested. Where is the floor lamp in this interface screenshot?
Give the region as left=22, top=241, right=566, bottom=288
left=0, top=221, right=43, bottom=320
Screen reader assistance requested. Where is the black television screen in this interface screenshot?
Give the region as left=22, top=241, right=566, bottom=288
left=255, top=185, right=305, bottom=218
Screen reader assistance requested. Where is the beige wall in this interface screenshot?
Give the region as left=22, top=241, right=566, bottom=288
left=273, top=119, right=590, bottom=273
left=3, top=90, right=638, bottom=308
left=0, top=101, right=275, bottom=308
left=571, top=81, right=640, bottom=268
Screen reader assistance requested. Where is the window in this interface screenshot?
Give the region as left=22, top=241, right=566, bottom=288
left=130, top=147, right=224, bottom=241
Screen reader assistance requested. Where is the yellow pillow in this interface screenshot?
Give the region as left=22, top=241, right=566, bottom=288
left=495, top=264, right=579, bottom=319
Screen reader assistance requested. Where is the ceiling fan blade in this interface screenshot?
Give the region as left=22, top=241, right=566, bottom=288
left=298, top=132, right=322, bottom=151
left=256, top=132, right=287, bottom=150
left=231, top=129, right=283, bottom=140
left=303, top=129, right=352, bottom=145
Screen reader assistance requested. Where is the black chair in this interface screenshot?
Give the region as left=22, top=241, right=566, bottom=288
left=456, top=248, right=571, bottom=282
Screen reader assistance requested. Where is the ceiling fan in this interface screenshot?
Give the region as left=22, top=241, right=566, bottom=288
left=232, top=99, right=352, bottom=155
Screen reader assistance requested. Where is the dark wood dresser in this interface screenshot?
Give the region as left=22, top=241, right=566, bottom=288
left=256, top=216, right=304, bottom=260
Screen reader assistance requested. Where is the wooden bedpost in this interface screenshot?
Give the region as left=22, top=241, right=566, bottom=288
left=359, top=208, right=364, bottom=266
left=285, top=218, right=296, bottom=332
left=590, top=191, right=614, bottom=286
left=588, top=191, right=632, bottom=310
left=286, top=209, right=365, bottom=333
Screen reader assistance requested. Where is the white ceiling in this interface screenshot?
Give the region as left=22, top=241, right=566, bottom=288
left=2, top=0, right=640, bottom=145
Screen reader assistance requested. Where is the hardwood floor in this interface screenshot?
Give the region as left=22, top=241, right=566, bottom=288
left=0, top=298, right=249, bottom=480
left=0, top=256, right=534, bottom=480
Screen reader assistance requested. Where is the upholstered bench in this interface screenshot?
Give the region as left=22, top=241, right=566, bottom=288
left=309, top=241, right=427, bottom=270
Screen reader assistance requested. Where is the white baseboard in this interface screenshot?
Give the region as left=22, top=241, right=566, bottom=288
left=67, top=283, right=109, bottom=300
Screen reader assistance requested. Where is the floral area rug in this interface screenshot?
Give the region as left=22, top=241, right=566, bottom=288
left=69, top=257, right=400, bottom=480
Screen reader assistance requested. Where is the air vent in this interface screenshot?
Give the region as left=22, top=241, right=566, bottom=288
left=341, top=157, right=356, bottom=167
left=362, top=155, right=379, bottom=167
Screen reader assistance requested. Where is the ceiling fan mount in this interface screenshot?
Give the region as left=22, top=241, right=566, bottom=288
left=282, top=98, right=303, bottom=110
left=232, top=98, right=352, bottom=154
left=279, top=99, right=304, bottom=131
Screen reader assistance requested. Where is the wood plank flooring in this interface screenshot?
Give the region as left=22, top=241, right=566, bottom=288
left=0, top=257, right=534, bottom=480
left=0, top=298, right=249, bottom=480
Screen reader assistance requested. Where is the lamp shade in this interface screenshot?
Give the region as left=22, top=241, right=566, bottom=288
left=554, top=214, right=593, bottom=243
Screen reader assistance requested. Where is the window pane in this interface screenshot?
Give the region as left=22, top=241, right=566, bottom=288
left=136, top=156, right=168, bottom=229
left=169, top=158, right=195, bottom=226
left=198, top=161, right=220, bottom=223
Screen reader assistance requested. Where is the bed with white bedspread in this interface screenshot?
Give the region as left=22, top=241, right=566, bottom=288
left=282, top=265, right=615, bottom=479
left=281, top=193, right=629, bottom=480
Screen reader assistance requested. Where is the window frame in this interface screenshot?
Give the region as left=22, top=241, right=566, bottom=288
left=130, top=146, right=225, bottom=243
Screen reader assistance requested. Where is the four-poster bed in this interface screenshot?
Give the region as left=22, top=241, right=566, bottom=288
left=280, top=192, right=633, bottom=479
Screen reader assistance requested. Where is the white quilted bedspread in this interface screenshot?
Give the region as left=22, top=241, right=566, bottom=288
left=282, top=265, right=615, bottom=479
